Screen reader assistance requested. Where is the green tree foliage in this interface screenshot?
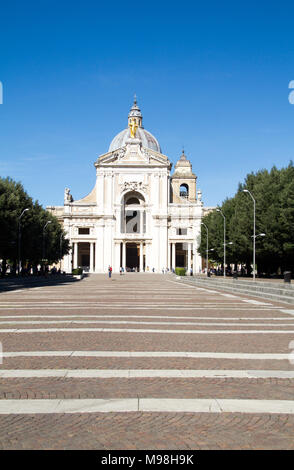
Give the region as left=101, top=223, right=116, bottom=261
left=0, top=177, right=70, bottom=274
left=198, top=163, right=294, bottom=275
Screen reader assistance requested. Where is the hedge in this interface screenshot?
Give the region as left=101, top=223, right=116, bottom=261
left=175, top=267, right=186, bottom=276
left=72, top=268, right=83, bottom=275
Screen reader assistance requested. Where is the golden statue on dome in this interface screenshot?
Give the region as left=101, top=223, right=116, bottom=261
left=128, top=118, right=138, bottom=138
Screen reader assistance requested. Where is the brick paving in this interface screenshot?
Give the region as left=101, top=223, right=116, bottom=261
left=0, top=273, right=294, bottom=449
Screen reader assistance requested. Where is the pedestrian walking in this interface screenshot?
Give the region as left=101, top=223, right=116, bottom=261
left=108, top=266, right=112, bottom=278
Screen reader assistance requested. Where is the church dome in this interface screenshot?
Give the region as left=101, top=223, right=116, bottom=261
left=108, top=96, right=162, bottom=153
left=109, top=127, right=161, bottom=153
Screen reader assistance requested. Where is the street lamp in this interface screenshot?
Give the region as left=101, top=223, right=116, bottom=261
left=18, top=208, right=29, bottom=274
left=216, top=208, right=226, bottom=277
left=252, top=233, right=266, bottom=277
left=42, top=221, right=52, bottom=271
left=243, top=189, right=257, bottom=280
left=59, top=233, right=63, bottom=269
left=201, top=222, right=209, bottom=276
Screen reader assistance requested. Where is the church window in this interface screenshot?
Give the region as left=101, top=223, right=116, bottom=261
left=78, top=227, right=90, bottom=235
left=176, top=228, right=187, bottom=235
left=126, top=197, right=140, bottom=205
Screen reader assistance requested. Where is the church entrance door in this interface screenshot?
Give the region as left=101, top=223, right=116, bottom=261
left=78, top=242, right=90, bottom=272
left=126, top=243, right=139, bottom=271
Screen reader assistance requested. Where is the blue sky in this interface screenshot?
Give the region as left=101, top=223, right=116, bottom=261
left=0, top=0, right=294, bottom=208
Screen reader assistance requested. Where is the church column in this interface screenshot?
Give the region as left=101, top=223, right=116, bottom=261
left=114, top=242, right=121, bottom=272
left=193, top=243, right=198, bottom=275
left=95, top=224, right=104, bottom=272
left=159, top=221, right=168, bottom=271
left=63, top=251, right=72, bottom=274
left=104, top=220, right=113, bottom=271
left=187, top=243, right=192, bottom=274
left=152, top=225, right=159, bottom=272
left=90, top=242, right=94, bottom=273
left=172, top=243, right=176, bottom=271
left=145, top=243, right=149, bottom=271
left=140, top=210, right=143, bottom=234
left=122, top=241, right=126, bottom=270
left=152, top=174, right=160, bottom=208
left=73, top=242, right=78, bottom=269
left=168, top=242, right=171, bottom=271
left=140, top=242, right=143, bottom=272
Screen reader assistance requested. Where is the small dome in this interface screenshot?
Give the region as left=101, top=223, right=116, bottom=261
left=108, top=96, right=162, bottom=153
left=128, top=95, right=142, bottom=119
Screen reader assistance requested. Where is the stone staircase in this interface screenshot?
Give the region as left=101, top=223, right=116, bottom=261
left=178, top=275, right=294, bottom=305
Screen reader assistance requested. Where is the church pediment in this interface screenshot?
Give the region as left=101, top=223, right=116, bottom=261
left=96, top=142, right=171, bottom=168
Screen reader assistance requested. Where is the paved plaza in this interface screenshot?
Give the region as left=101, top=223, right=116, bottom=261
left=0, top=273, right=294, bottom=449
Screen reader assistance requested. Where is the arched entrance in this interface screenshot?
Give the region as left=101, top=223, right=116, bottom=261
left=119, top=192, right=147, bottom=272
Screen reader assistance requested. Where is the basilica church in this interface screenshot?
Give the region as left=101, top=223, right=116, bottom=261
left=47, top=98, right=206, bottom=274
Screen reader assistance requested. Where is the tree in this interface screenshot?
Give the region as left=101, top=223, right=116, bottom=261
left=198, top=162, right=294, bottom=276
left=0, top=177, right=33, bottom=274
left=0, top=176, right=70, bottom=275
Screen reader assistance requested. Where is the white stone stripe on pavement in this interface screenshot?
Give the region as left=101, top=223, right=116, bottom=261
left=220, top=294, right=238, bottom=298
left=1, top=369, right=294, bottom=379
left=281, top=310, right=294, bottom=316
left=0, top=306, right=282, bottom=310
left=2, top=350, right=290, bottom=359
left=0, top=398, right=294, bottom=414
left=0, top=302, right=255, bottom=306
left=0, top=315, right=290, bottom=320
left=0, top=319, right=294, bottom=326
left=1, top=327, right=294, bottom=334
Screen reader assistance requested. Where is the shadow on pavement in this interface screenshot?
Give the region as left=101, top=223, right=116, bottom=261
left=0, top=274, right=86, bottom=293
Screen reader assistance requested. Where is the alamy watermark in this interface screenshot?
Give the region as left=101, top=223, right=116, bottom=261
left=289, top=80, right=294, bottom=104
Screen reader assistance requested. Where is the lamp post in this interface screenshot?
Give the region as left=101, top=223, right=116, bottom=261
left=18, top=208, right=29, bottom=275
left=225, top=242, right=233, bottom=275
left=243, top=189, right=256, bottom=280
left=201, top=222, right=209, bottom=276
left=42, top=221, right=52, bottom=272
left=216, top=208, right=226, bottom=277
left=59, top=233, right=63, bottom=271
left=252, top=233, right=266, bottom=277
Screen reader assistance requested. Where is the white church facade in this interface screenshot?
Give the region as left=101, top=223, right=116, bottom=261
left=48, top=98, right=205, bottom=274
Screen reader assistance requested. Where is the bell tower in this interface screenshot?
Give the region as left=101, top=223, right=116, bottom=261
left=171, top=150, right=197, bottom=203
